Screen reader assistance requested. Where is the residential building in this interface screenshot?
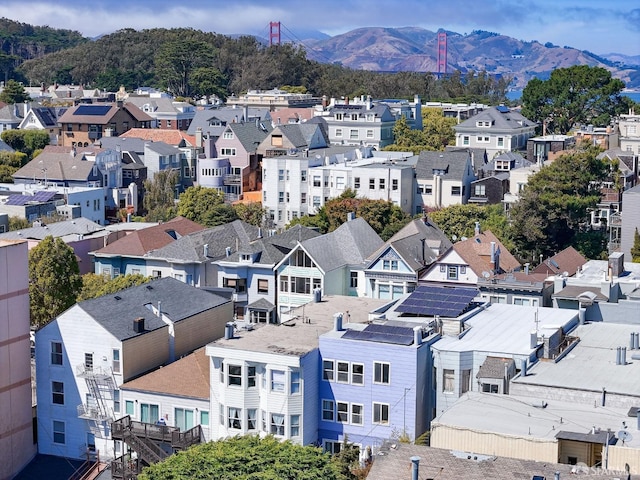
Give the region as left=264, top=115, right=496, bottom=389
left=419, top=228, right=520, bottom=286
left=275, top=217, right=383, bottom=319
left=318, top=315, right=439, bottom=453
left=206, top=295, right=388, bottom=446
left=502, top=163, right=541, bottom=214
left=256, top=123, right=327, bottom=158
left=454, top=106, right=536, bottom=159
left=424, top=101, right=488, bottom=122
left=92, top=216, right=205, bottom=279
left=212, top=225, right=321, bottom=323
left=444, top=146, right=488, bottom=175
left=0, top=240, right=36, bottom=479
left=468, top=174, right=509, bottom=205
left=125, top=97, right=196, bottom=130
left=526, top=134, right=576, bottom=164
left=57, top=102, right=153, bottom=147
left=573, top=124, right=619, bottom=151
left=533, top=246, right=587, bottom=277
left=364, top=218, right=452, bottom=299
left=187, top=105, right=272, bottom=139
left=477, top=271, right=553, bottom=307
left=142, top=141, right=183, bottom=186
left=414, top=150, right=476, bottom=211
left=18, top=105, right=68, bottom=144
left=226, top=88, right=321, bottom=109
left=477, top=151, right=531, bottom=178
left=0, top=102, right=23, bottom=132
left=620, top=184, right=640, bottom=262
left=35, top=278, right=232, bottom=461
left=270, top=107, right=316, bottom=127
left=619, top=109, right=640, bottom=155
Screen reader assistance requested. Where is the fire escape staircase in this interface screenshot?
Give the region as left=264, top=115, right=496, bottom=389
left=76, top=364, right=118, bottom=436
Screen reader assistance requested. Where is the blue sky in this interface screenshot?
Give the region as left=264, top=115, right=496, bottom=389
left=1, top=0, right=638, bottom=56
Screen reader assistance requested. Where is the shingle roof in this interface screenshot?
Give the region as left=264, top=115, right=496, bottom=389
left=415, top=150, right=471, bottom=181
left=297, top=217, right=383, bottom=272
left=145, top=141, right=181, bottom=155
left=452, top=230, right=520, bottom=276
left=78, top=277, right=229, bottom=341
left=119, top=347, right=210, bottom=399
left=0, top=217, right=104, bottom=241
left=58, top=103, right=152, bottom=124
left=533, top=246, right=587, bottom=276
left=12, top=145, right=103, bottom=182
left=93, top=216, right=205, bottom=257
left=367, top=218, right=452, bottom=271
left=187, top=106, right=272, bottom=136
left=0, top=139, right=14, bottom=152
left=476, top=356, right=514, bottom=379
left=454, top=106, right=536, bottom=132
left=226, top=121, right=272, bottom=152
left=119, top=128, right=196, bottom=147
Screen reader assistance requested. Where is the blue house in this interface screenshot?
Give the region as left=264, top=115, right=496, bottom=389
left=317, top=315, right=439, bottom=454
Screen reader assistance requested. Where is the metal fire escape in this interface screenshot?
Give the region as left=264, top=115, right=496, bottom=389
left=110, top=416, right=203, bottom=479
left=76, top=363, right=118, bottom=438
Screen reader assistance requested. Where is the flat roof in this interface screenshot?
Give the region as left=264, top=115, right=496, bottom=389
left=573, top=260, right=640, bottom=285
left=207, top=296, right=388, bottom=356
left=433, top=391, right=636, bottom=446
left=432, top=303, right=578, bottom=355
left=513, top=322, right=640, bottom=397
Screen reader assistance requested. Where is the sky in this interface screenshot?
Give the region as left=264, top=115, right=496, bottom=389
left=0, top=0, right=638, bottom=56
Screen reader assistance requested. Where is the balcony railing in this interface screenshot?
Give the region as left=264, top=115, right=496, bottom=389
left=77, top=404, right=111, bottom=422
left=76, top=364, right=113, bottom=379
left=223, top=174, right=241, bottom=185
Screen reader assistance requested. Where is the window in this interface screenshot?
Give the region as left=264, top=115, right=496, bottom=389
left=354, top=177, right=360, bottom=189
left=351, top=113, right=358, bottom=121
left=84, top=353, right=93, bottom=372
left=125, top=400, right=134, bottom=415
left=286, top=192, right=290, bottom=203
left=113, top=390, right=121, bottom=413
left=337, top=402, right=349, bottom=423
left=53, top=421, right=65, bottom=444
left=336, top=128, right=343, bottom=137
left=278, top=192, right=284, bottom=203
left=324, top=176, right=329, bottom=187
left=482, top=383, right=499, bottom=394
left=369, top=178, right=375, bottom=189
left=290, top=414, right=300, bottom=436
left=223, top=277, right=246, bottom=292
left=463, top=135, right=469, bottom=145
left=221, top=148, right=236, bottom=156
left=247, top=409, right=257, bottom=430
left=337, top=361, right=349, bottom=383
left=383, top=259, right=398, bottom=271
left=443, top=369, right=455, bottom=393
left=271, top=370, right=285, bottom=392
left=451, top=186, right=461, bottom=195
left=228, top=365, right=242, bottom=386
left=335, top=113, right=343, bottom=120
left=278, top=169, right=285, bottom=181
left=194, top=410, right=207, bottom=427
left=313, top=175, right=321, bottom=187
left=140, top=403, right=159, bottom=424
left=228, top=407, right=242, bottom=429
left=374, top=362, right=390, bottom=384
left=477, top=136, right=490, bottom=143
left=51, top=342, right=63, bottom=365
left=301, top=192, right=307, bottom=204
left=223, top=130, right=234, bottom=139
left=350, top=271, right=358, bottom=289
left=372, top=403, right=389, bottom=424
left=336, top=176, right=345, bottom=189
left=280, top=275, right=289, bottom=292
left=514, top=297, right=539, bottom=306
left=474, top=184, right=485, bottom=196
left=291, top=370, right=301, bottom=394
left=392, top=179, right=398, bottom=190
left=497, top=137, right=504, bottom=147
left=301, top=170, right=307, bottom=182
left=271, top=413, right=285, bottom=435
left=52, top=381, right=64, bottom=405
left=351, top=363, right=364, bottom=385
left=324, top=440, right=343, bottom=455
left=112, top=349, right=120, bottom=373
left=323, top=360, right=334, bottom=381
left=447, top=266, right=458, bottom=280
left=366, top=129, right=374, bottom=138
left=351, top=404, right=363, bottom=425
left=461, top=369, right=471, bottom=394
left=322, top=399, right=335, bottom=421
left=175, top=408, right=195, bottom=431
left=379, top=178, right=385, bottom=190
left=312, top=196, right=321, bottom=208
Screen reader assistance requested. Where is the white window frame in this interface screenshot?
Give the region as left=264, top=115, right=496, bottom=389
left=322, top=399, right=335, bottom=421
left=372, top=402, right=389, bottom=424
left=323, top=359, right=334, bottom=381
left=373, top=362, right=390, bottom=385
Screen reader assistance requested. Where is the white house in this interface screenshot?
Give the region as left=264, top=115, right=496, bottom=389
left=414, top=150, right=476, bottom=210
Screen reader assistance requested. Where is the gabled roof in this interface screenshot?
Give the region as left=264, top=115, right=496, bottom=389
left=480, top=151, right=533, bottom=173
left=58, top=102, right=152, bottom=125
left=78, top=277, right=229, bottom=341
left=0, top=138, right=13, bottom=152
left=27, top=106, right=68, bottom=128
left=270, top=107, right=315, bottom=125
left=415, top=150, right=471, bottom=181
left=119, top=347, right=209, bottom=399
left=223, top=121, right=272, bottom=152
left=96, top=136, right=147, bottom=155
left=0, top=217, right=104, bottom=241
left=533, top=246, right=587, bottom=277
left=125, top=97, right=191, bottom=115
left=477, top=356, right=515, bottom=379
left=12, top=145, right=105, bottom=182
left=367, top=218, right=452, bottom=271
left=289, top=217, right=383, bottom=272
left=455, top=106, right=536, bottom=132
left=269, top=123, right=325, bottom=149
left=187, top=106, right=272, bottom=136
left=146, top=220, right=260, bottom=263
left=145, top=141, right=181, bottom=156
left=451, top=230, right=520, bottom=276
left=0, top=104, right=23, bottom=123
left=93, top=216, right=205, bottom=257
left=119, top=128, right=196, bottom=147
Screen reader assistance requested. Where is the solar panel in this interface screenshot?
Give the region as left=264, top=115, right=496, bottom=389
left=395, top=284, right=479, bottom=317
left=74, top=105, right=112, bottom=116
left=4, top=191, right=56, bottom=206
left=342, top=324, right=415, bottom=345
left=496, top=105, right=510, bottom=113
left=32, top=191, right=56, bottom=202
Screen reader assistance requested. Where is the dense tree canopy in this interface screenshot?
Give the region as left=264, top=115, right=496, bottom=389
left=384, top=108, right=457, bottom=154
left=1, top=129, right=49, bottom=160
left=521, top=65, right=630, bottom=134
left=138, top=435, right=347, bottom=480
left=0, top=79, right=31, bottom=103
left=143, top=170, right=179, bottom=222
left=510, top=145, right=611, bottom=261
left=233, top=202, right=268, bottom=227
left=631, top=229, right=640, bottom=263
left=177, top=186, right=238, bottom=227
left=29, top=236, right=82, bottom=328
left=77, top=273, right=150, bottom=302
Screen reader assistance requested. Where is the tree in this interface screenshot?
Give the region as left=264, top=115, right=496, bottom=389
left=29, top=236, right=82, bottom=328
left=233, top=202, right=268, bottom=227
left=189, top=66, right=228, bottom=101
left=9, top=216, right=30, bottom=230
left=77, top=273, right=150, bottom=302
left=155, top=40, right=215, bottom=98
left=0, top=79, right=30, bottom=104
left=0, top=129, right=49, bottom=160
left=143, top=170, right=179, bottom=222
left=631, top=228, right=640, bottom=263
left=521, top=65, right=630, bottom=134
left=510, top=146, right=610, bottom=262
left=138, top=435, right=346, bottom=480
left=177, top=185, right=238, bottom=227
left=384, top=108, right=456, bottom=154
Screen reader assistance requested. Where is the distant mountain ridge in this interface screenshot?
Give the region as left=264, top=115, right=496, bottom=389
left=301, top=27, right=640, bottom=89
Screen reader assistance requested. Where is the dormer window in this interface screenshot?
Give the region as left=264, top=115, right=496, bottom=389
left=240, top=253, right=252, bottom=262
left=335, top=113, right=343, bottom=120
left=350, top=113, right=358, bottom=121
left=223, top=130, right=234, bottom=139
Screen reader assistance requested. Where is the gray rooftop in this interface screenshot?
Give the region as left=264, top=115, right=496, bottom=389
left=223, top=121, right=272, bottom=152
left=78, top=277, right=230, bottom=341
left=454, top=106, right=536, bottom=132
left=145, top=141, right=180, bottom=155
left=415, top=150, right=471, bottom=181
left=207, top=295, right=389, bottom=357
left=187, top=106, right=272, bottom=136
left=0, top=217, right=104, bottom=241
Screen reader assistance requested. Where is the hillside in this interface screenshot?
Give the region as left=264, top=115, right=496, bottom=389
left=305, top=28, right=639, bottom=89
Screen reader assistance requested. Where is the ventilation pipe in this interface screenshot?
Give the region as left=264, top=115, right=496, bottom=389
left=631, top=333, right=636, bottom=350
left=530, top=331, right=538, bottom=349
left=602, top=387, right=606, bottom=407
left=521, top=359, right=527, bottom=377
left=410, top=456, right=420, bottom=480
left=413, top=326, right=422, bottom=346
left=635, top=332, right=640, bottom=350
left=622, top=347, right=627, bottom=365
left=554, top=472, right=560, bottom=480
left=333, top=313, right=344, bottom=332
left=224, top=322, right=234, bottom=340
left=616, top=347, right=621, bottom=365
left=204, top=244, right=209, bottom=257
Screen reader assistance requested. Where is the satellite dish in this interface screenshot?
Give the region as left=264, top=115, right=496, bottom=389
left=618, top=430, right=633, bottom=443
left=482, top=271, right=491, bottom=279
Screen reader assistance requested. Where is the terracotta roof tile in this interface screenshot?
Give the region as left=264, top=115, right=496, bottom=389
left=452, top=230, right=520, bottom=276
left=120, top=128, right=196, bottom=147
left=533, top=246, right=587, bottom=276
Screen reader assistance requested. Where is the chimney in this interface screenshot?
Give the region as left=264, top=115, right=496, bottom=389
left=608, top=252, right=624, bottom=278
left=133, top=317, right=145, bottom=333
left=322, top=95, right=328, bottom=108
left=244, top=105, right=249, bottom=123
left=413, top=326, right=422, bottom=346
left=410, top=456, right=420, bottom=480
left=196, top=127, right=203, bottom=148
left=333, top=313, right=344, bottom=332
left=258, top=227, right=263, bottom=239
left=521, top=359, right=527, bottom=377
left=490, top=242, right=496, bottom=269
left=344, top=96, right=349, bottom=105
left=204, top=244, right=209, bottom=257
left=554, top=472, right=560, bottom=480
left=225, top=246, right=231, bottom=257
left=347, top=212, right=356, bottom=221
left=157, top=301, right=162, bottom=317
left=474, top=221, right=480, bottom=236
left=524, top=263, right=530, bottom=275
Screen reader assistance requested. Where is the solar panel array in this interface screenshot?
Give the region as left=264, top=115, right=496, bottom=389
left=395, top=284, right=479, bottom=317
left=342, top=323, right=415, bottom=346
left=4, top=191, right=56, bottom=206
left=74, top=105, right=112, bottom=116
